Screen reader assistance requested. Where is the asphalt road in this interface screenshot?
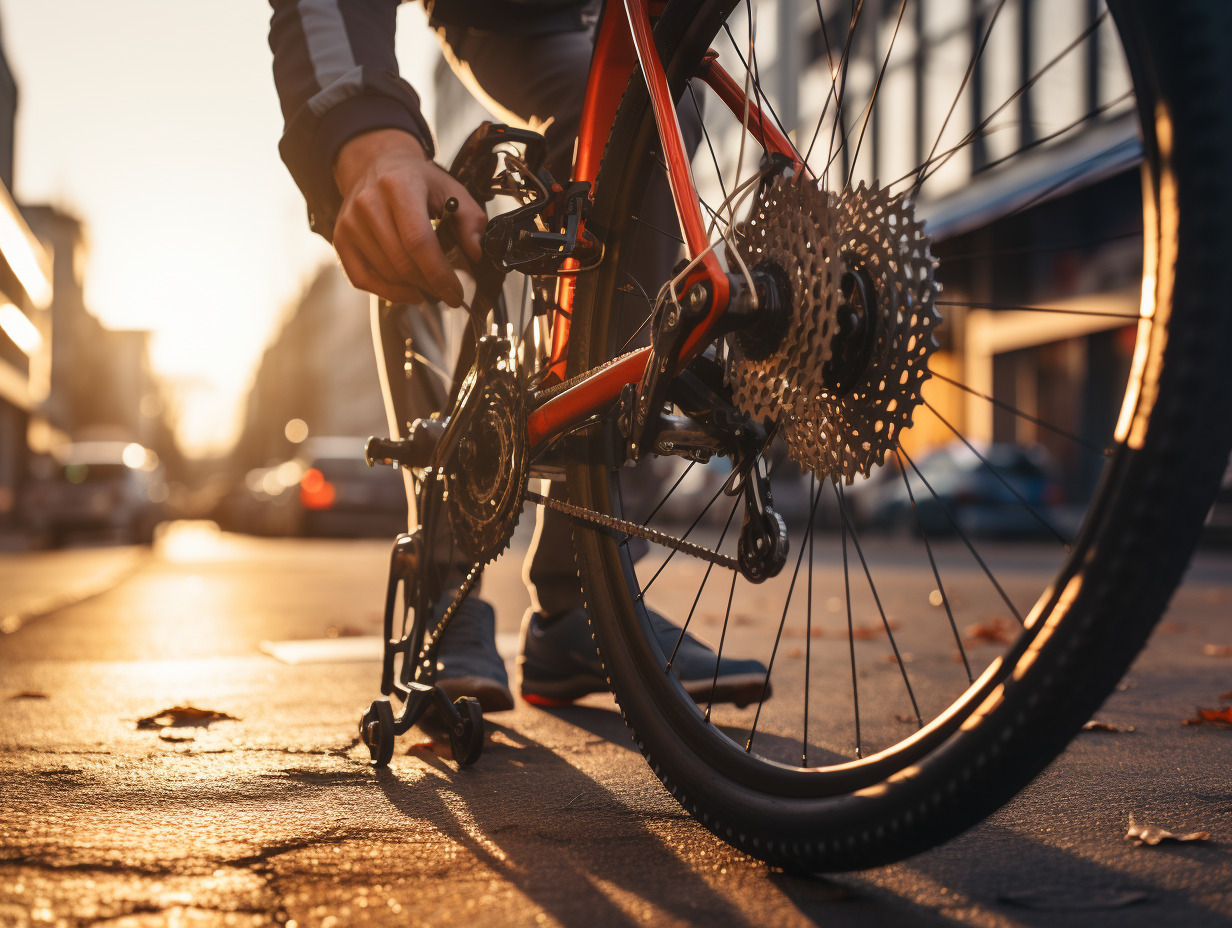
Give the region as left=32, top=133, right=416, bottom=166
left=2, top=520, right=1231, bottom=927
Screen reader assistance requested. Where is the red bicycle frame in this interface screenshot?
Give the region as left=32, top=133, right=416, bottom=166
left=526, top=0, right=796, bottom=452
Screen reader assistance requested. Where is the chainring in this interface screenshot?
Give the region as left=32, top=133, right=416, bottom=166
left=728, top=178, right=940, bottom=482
left=445, top=352, right=528, bottom=565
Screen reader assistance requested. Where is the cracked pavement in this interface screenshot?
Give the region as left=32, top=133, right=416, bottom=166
left=1, top=522, right=1231, bottom=927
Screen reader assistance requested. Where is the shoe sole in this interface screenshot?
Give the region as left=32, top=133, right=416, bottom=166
left=437, top=675, right=515, bottom=713
left=521, top=671, right=771, bottom=709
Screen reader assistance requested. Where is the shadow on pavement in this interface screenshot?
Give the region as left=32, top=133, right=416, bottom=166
left=374, top=718, right=961, bottom=928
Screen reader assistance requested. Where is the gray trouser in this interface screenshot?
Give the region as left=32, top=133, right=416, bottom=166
left=372, top=13, right=699, bottom=617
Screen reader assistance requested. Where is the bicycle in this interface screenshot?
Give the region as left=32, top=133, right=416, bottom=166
left=356, top=0, right=1232, bottom=871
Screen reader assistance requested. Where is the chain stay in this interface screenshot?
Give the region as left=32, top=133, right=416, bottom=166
left=524, top=488, right=739, bottom=571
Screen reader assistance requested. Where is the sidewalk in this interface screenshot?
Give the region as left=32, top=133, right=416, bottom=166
left=0, top=544, right=148, bottom=634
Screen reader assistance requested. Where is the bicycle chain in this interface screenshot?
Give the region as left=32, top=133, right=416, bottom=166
left=524, top=488, right=739, bottom=571
left=416, top=559, right=485, bottom=670
left=418, top=486, right=738, bottom=669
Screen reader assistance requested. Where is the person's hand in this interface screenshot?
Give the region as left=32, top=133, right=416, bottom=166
left=332, top=128, right=486, bottom=306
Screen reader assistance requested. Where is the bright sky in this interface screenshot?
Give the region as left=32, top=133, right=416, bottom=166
left=1, top=0, right=437, bottom=456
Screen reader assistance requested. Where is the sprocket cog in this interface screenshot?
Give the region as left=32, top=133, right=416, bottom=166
left=445, top=339, right=528, bottom=565
left=728, top=178, right=940, bottom=483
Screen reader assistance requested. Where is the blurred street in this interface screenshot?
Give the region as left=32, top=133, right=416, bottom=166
left=2, top=520, right=1231, bottom=928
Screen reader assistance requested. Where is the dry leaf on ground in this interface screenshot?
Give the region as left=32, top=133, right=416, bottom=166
left=1082, top=720, right=1135, bottom=733
left=1182, top=706, right=1232, bottom=727
left=1125, top=815, right=1210, bottom=847
left=963, top=616, right=1016, bottom=646
left=158, top=731, right=195, bottom=743
left=407, top=738, right=453, bottom=759
left=1202, top=644, right=1232, bottom=657
left=136, top=706, right=241, bottom=730
left=1220, top=690, right=1232, bottom=701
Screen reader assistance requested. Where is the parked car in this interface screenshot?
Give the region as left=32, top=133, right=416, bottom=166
left=24, top=442, right=168, bottom=546
left=866, top=441, right=1064, bottom=539
left=294, top=437, right=408, bottom=537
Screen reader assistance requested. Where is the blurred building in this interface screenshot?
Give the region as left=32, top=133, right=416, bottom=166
left=0, top=20, right=53, bottom=532
left=21, top=205, right=172, bottom=453
left=233, top=264, right=386, bottom=471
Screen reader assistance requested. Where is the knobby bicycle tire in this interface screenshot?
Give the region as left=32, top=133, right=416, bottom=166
left=566, top=0, right=1232, bottom=870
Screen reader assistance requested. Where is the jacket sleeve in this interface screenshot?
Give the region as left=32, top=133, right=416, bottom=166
left=269, top=0, right=436, bottom=241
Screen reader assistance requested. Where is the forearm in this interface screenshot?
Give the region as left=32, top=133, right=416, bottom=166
left=268, top=0, right=435, bottom=240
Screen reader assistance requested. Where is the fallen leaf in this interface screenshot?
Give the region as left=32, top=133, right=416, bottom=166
left=1202, top=644, right=1232, bottom=657
left=895, top=714, right=917, bottom=724
left=786, top=647, right=804, bottom=658
left=1125, top=815, right=1210, bottom=847
left=1220, top=691, right=1232, bottom=702
left=158, top=731, right=195, bottom=743
left=407, top=738, right=452, bottom=759
left=1156, top=620, right=1184, bottom=635
left=963, top=616, right=1016, bottom=646
left=136, top=706, right=241, bottom=730
left=850, top=620, right=899, bottom=640
left=1182, top=706, right=1232, bottom=727
left=1082, top=720, right=1135, bottom=733
left=8, top=691, right=49, bottom=700
left=884, top=652, right=914, bottom=664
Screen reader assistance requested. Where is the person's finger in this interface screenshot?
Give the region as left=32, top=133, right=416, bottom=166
left=384, top=179, right=466, bottom=306
left=335, top=235, right=427, bottom=305
left=335, top=207, right=407, bottom=285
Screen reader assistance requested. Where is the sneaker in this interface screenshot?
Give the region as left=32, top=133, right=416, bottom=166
left=435, top=596, right=514, bottom=712
left=519, top=607, right=770, bottom=708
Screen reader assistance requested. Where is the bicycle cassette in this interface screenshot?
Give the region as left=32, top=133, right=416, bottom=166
left=728, top=177, right=940, bottom=482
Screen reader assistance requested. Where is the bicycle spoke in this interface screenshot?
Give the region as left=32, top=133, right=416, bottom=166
left=825, top=0, right=865, bottom=187
left=923, top=400, right=1070, bottom=548
left=842, top=482, right=922, bottom=728
left=914, top=0, right=1010, bottom=191
left=719, top=20, right=805, bottom=166
left=802, top=0, right=841, bottom=166
left=935, top=300, right=1140, bottom=320
left=669, top=495, right=743, bottom=670
left=929, top=369, right=1111, bottom=456
left=746, top=484, right=822, bottom=752
left=900, top=447, right=1023, bottom=624
left=641, top=461, right=697, bottom=525
left=689, top=81, right=736, bottom=229
left=939, top=230, right=1142, bottom=264
left=635, top=476, right=733, bottom=601
left=911, top=11, right=1109, bottom=195
left=895, top=449, right=971, bottom=683
left=844, top=0, right=910, bottom=187
left=803, top=476, right=817, bottom=766
left=977, top=90, right=1135, bottom=176
left=834, top=479, right=862, bottom=757
left=705, top=569, right=739, bottom=722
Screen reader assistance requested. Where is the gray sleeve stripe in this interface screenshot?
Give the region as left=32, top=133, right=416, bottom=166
left=296, top=0, right=357, bottom=89
left=307, top=66, right=367, bottom=118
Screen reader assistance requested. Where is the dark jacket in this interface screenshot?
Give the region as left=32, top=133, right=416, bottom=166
left=269, top=0, right=589, bottom=241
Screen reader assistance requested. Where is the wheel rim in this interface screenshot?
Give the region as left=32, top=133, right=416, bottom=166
left=578, top=0, right=1160, bottom=797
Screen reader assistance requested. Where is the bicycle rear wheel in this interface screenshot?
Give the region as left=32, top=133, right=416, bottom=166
left=567, top=0, right=1232, bottom=869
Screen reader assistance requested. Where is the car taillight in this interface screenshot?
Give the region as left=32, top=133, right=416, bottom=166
left=300, top=468, right=336, bottom=510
